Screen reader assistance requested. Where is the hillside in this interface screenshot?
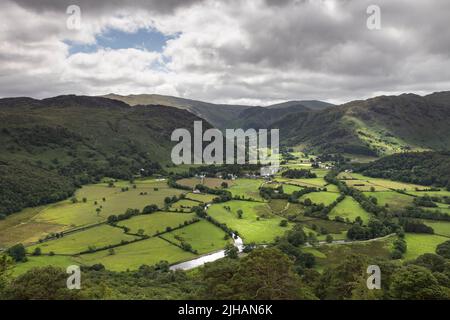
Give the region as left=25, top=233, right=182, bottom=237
left=0, top=95, right=210, bottom=215
left=270, top=91, right=450, bottom=156
left=266, top=100, right=334, bottom=110
left=231, top=105, right=311, bottom=129
left=103, top=93, right=252, bottom=129
left=355, top=151, right=450, bottom=188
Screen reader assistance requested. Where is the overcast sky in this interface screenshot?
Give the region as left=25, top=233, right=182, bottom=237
left=1, top=0, right=449, bottom=105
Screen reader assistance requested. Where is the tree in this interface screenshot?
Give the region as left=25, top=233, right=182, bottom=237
left=316, top=254, right=368, bottom=300
left=237, top=209, right=243, bottom=219
left=389, top=265, right=448, bottom=300
left=326, top=234, right=333, bottom=243
left=436, top=240, right=450, bottom=258
left=221, top=182, right=228, bottom=188
left=137, top=229, right=145, bottom=236
left=7, top=244, right=27, bottom=262
left=224, top=244, right=239, bottom=259
left=32, top=247, right=42, bottom=256
left=307, top=232, right=318, bottom=246
left=413, top=253, right=446, bottom=273
left=0, top=255, right=12, bottom=295
left=2, top=266, right=84, bottom=300
left=279, top=219, right=288, bottom=227
left=228, top=248, right=316, bottom=299
left=286, top=226, right=307, bottom=246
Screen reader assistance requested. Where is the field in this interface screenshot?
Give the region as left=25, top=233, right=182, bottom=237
left=117, top=211, right=196, bottom=236
left=227, top=179, right=265, bottom=201
left=408, top=190, right=450, bottom=198
left=3, top=150, right=449, bottom=279
left=185, top=193, right=217, bottom=203
left=329, top=197, right=371, bottom=223
left=339, top=173, right=425, bottom=191
left=403, top=234, right=449, bottom=260
left=161, top=220, right=230, bottom=254
left=312, top=235, right=394, bottom=270
left=11, top=255, right=81, bottom=277
left=176, top=177, right=232, bottom=189
left=300, top=192, right=340, bottom=206
left=170, top=199, right=200, bottom=212
left=33, top=180, right=185, bottom=227
left=422, top=220, right=450, bottom=237
left=1, top=184, right=194, bottom=249
left=276, top=177, right=328, bottom=188
left=207, top=200, right=289, bottom=243
left=78, top=237, right=196, bottom=271
left=364, top=191, right=415, bottom=210
left=0, top=206, right=64, bottom=248
left=28, top=225, right=138, bottom=254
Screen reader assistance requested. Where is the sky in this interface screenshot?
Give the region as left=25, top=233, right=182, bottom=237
left=1, top=0, right=450, bottom=105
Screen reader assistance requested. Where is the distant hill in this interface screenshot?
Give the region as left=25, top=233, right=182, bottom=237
left=266, top=100, right=334, bottom=110
left=270, top=91, right=450, bottom=156
left=103, top=93, right=252, bottom=129
left=0, top=95, right=210, bottom=215
left=231, top=105, right=311, bottom=129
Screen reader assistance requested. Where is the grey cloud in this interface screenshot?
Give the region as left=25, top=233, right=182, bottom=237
left=11, top=0, right=206, bottom=14
left=1, top=0, right=450, bottom=104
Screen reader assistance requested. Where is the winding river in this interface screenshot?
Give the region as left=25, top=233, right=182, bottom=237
left=170, top=234, right=244, bottom=271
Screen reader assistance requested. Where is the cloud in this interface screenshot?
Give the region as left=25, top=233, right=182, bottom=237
left=1, top=0, right=450, bottom=104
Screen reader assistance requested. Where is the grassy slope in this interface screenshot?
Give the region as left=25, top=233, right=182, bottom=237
left=118, top=212, right=196, bottom=236
left=403, top=234, right=449, bottom=260
left=207, top=200, right=289, bottom=243
left=78, top=237, right=195, bottom=271
left=28, top=225, right=138, bottom=255
left=161, top=220, right=230, bottom=254
left=329, top=197, right=371, bottom=223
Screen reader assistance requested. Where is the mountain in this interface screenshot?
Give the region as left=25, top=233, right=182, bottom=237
left=103, top=93, right=252, bottom=129
left=231, top=105, right=311, bottom=129
left=266, top=100, right=334, bottom=110
left=270, top=91, right=450, bottom=156
left=0, top=95, right=210, bottom=215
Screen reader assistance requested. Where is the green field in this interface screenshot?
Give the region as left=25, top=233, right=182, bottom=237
left=342, top=173, right=426, bottom=191
left=33, top=180, right=184, bottom=227
left=329, top=197, right=371, bottom=223
left=207, top=200, right=289, bottom=243
left=323, top=184, right=340, bottom=193
left=11, top=255, right=81, bottom=277
left=176, top=177, right=231, bottom=189
left=403, top=234, right=449, bottom=260
left=228, top=179, right=265, bottom=201
left=364, top=191, right=415, bottom=209
left=28, top=225, right=138, bottom=255
left=161, top=220, right=230, bottom=254
left=117, top=211, right=196, bottom=236
left=281, top=184, right=305, bottom=194
left=0, top=206, right=64, bottom=248
left=276, top=177, right=327, bottom=188
left=170, top=199, right=200, bottom=212
left=78, top=237, right=195, bottom=271
left=408, top=190, right=450, bottom=198
left=185, top=193, right=217, bottom=203
left=300, top=192, right=340, bottom=206
left=422, top=220, right=450, bottom=237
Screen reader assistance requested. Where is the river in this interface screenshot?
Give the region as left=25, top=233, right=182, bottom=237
left=170, top=234, right=244, bottom=271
